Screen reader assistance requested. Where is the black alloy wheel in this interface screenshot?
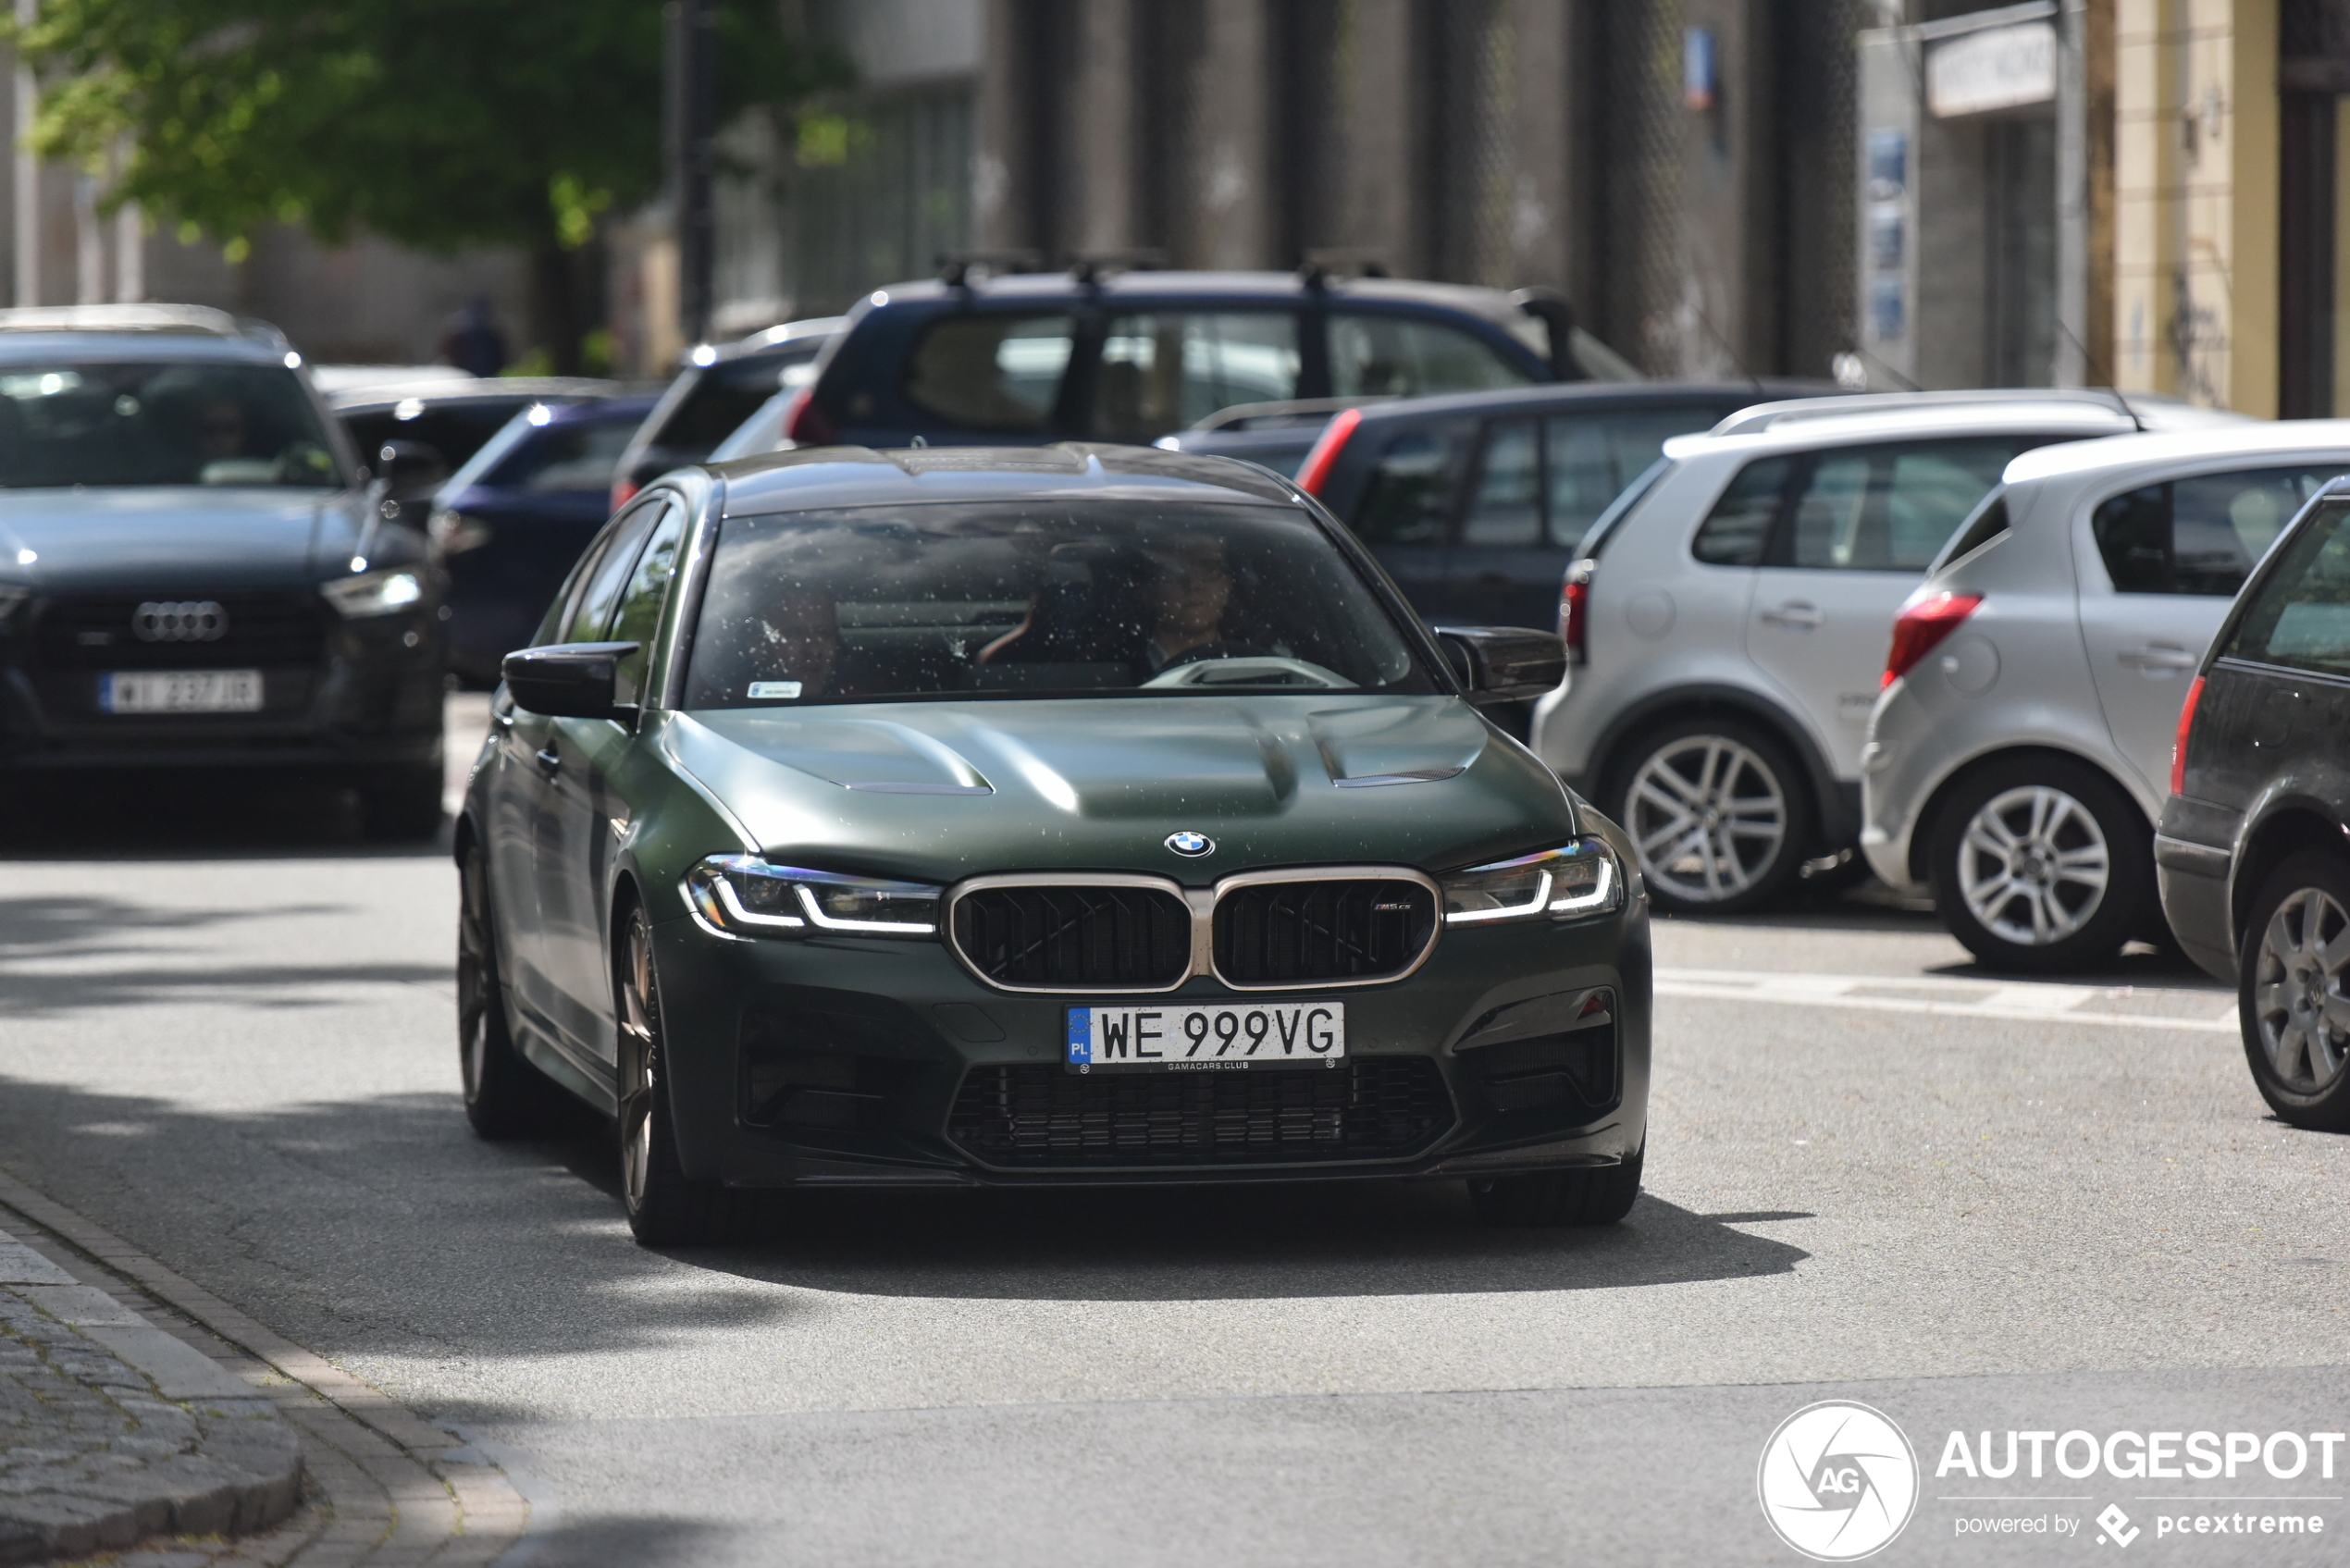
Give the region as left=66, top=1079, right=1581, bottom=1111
left=458, top=845, right=556, bottom=1139
left=1469, top=1144, right=1644, bottom=1227
left=616, top=901, right=720, bottom=1246
left=1609, top=717, right=1812, bottom=915
left=2238, top=850, right=2350, bottom=1131
left=1927, top=755, right=2153, bottom=974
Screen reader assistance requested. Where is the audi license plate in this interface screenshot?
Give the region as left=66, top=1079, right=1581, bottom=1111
left=1065, top=1002, right=1346, bottom=1074
left=99, top=670, right=263, bottom=714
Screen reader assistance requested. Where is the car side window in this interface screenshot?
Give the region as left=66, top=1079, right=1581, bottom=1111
left=901, top=314, right=1076, bottom=433
left=1546, top=408, right=1725, bottom=549
left=1352, top=424, right=1469, bottom=547
left=1692, top=457, right=1793, bottom=566
left=1328, top=313, right=1533, bottom=399
left=563, top=502, right=664, bottom=645
left=2094, top=466, right=2345, bottom=595
left=2227, top=497, right=2350, bottom=673
left=608, top=500, right=686, bottom=704
left=1460, top=419, right=1542, bottom=546
left=1786, top=439, right=2022, bottom=572
left=1094, top=312, right=1301, bottom=440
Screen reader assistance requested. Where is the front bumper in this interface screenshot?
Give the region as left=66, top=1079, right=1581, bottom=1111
left=0, top=610, right=444, bottom=772
left=647, top=904, right=1652, bottom=1189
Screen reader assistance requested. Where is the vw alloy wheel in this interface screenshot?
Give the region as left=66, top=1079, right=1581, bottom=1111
left=2250, top=886, right=2350, bottom=1095
left=1623, top=733, right=1792, bottom=909
left=1955, top=785, right=2110, bottom=948
left=615, top=903, right=717, bottom=1244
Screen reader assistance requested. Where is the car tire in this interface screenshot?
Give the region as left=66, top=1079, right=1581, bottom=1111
left=457, top=845, right=559, bottom=1140
left=1607, top=718, right=1813, bottom=915
left=1469, top=1145, right=1644, bottom=1227
left=2237, top=850, right=2350, bottom=1131
left=358, top=765, right=444, bottom=842
left=1927, top=756, right=2152, bottom=974
left=615, top=900, right=719, bottom=1247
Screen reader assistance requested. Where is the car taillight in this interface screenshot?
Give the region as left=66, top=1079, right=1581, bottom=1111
left=1559, top=562, right=1592, bottom=663
left=784, top=385, right=837, bottom=448
left=609, top=476, right=639, bottom=513
left=2171, top=673, right=2205, bottom=796
left=1882, top=591, right=1983, bottom=688
left=1294, top=406, right=1362, bottom=497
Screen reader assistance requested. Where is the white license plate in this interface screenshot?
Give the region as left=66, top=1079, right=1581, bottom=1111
left=98, top=670, right=263, bottom=714
left=1065, top=1002, right=1346, bottom=1074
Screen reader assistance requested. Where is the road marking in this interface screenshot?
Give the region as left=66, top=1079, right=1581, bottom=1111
left=1655, top=967, right=2239, bottom=1033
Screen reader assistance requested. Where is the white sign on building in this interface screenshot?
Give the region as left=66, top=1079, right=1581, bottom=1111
left=1925, top=20, right=2058, bottom=118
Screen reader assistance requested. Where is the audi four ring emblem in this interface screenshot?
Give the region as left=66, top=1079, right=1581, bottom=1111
left=132, top=601, right=229, bottom=643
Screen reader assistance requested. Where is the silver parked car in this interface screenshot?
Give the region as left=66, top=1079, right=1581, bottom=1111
left=1528, top=391, right=2240, bottom=914
left=1862, top=421, right=2350, bottom=970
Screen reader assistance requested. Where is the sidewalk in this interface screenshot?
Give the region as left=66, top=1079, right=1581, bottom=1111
left=0, top=1227, right=301, bottom=1564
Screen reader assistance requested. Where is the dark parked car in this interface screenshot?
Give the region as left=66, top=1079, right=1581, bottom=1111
left=609, top=317, right=844, bottom=510
left=1292, top=380, right=1829, bottom=630
left=0, top=304, right=446, bottom=835
left=331, top=377, right=619, bottom=526
left=776, top=265, right=1640, bottom=454
left=460, top=442, right=1651, bottom=1245
left=2159, top=476, right=2350, bottom=1128
left=429, top=395, right=660, bottom=686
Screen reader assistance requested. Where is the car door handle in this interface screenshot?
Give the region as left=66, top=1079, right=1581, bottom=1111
left=535, top=746, right=563, bottom=775
left=2119, top=643, right=2198, bottom=672
left=1760, top=601, right=1824, bottom=630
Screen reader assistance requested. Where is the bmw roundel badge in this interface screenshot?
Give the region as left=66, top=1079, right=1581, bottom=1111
left=1165, top=831, right=1215, bottom=858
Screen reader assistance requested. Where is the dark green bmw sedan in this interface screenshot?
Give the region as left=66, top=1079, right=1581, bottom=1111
left=458, top=443, right=1651, bottom=1244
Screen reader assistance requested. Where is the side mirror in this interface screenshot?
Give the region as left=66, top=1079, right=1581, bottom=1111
left=1433, top=625, right=1568, bottom=703
left=377, top=438, right=451, bottom=500
left=501, top=642, right=640, bottom=721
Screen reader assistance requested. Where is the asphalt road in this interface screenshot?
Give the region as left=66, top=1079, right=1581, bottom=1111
left=1, top=698, right=2345, bottom=1564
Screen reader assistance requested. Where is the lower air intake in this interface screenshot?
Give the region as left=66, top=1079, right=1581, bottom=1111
left=946, top=1058, right=1452, bottom=1167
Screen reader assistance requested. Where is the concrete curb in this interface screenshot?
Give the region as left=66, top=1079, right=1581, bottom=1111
left=0, top=1228, right=303, bottom=1565
left=0, top=1169, right=536, bottom=1567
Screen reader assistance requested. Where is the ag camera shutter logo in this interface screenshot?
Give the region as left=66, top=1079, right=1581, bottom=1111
left=1758, top=1401, right=1920, bottom=1561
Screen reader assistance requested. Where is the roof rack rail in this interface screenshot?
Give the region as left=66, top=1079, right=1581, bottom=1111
left=1188, top=395, right=1395, bottom=433
left=1296, top=249, right=1390, bottom=290
left=935, top=250, right=1045, bottom=288
left=1068, top=248, right=1168, bottom=284
left=1709, top=387, right=2139, bottom=438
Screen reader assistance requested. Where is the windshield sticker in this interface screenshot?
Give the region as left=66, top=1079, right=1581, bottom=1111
left=747, top=681, right=802, bottom=700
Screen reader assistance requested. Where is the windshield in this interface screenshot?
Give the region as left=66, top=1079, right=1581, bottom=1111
left=684, top=500, right=1437, bottom=708
left=0, top=360, right=345, bottom=488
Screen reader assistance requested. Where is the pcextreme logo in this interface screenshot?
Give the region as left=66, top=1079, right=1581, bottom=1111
left=1758, top=1401, right=1921, bottom=1562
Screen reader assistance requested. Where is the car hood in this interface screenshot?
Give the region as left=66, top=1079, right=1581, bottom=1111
left=660, top=696, right=1579, bottom=883
left=0, top=488, right=366, bottom=589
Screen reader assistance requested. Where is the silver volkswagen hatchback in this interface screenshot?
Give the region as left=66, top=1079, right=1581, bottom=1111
left=1863, top=422, right=2350, bottom=970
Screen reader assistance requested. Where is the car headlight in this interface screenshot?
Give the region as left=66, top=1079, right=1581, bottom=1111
left=1441, top=838, right=1623, bottom=924
left=685, top=855, right=941, bottom=939
left=321, top=567, right=424, bottom=618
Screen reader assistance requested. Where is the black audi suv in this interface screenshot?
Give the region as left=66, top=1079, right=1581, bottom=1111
left=0, top=305, right=447, bottom=837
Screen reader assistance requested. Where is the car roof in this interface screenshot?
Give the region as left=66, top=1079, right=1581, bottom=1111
left=0, top=324, right=292, bottom=365
left=706, top=316, right=847, bottom=361
left=328, top=377, right=625, bottom=413
left=1657, top=400, right=2181, bottom=461
left=1348, top=378, right=1829, bottom=427
left=2000, top=418, right=2350, bottom=488
left=860, top=270, right=1534, bottom=325
left=711, top=442, right=1301, bottom=516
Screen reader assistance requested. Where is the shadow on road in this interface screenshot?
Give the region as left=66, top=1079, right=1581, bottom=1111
left=0, top=1068, right=1807, bottom=1334
left=0, top=768, right=450, bottom=861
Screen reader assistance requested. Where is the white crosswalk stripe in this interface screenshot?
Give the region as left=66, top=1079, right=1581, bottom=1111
left=1654, top=967, right=2240, bottom=1033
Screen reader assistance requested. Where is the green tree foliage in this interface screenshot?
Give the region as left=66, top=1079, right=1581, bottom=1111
left=14, top=0, right=839, bottom=364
